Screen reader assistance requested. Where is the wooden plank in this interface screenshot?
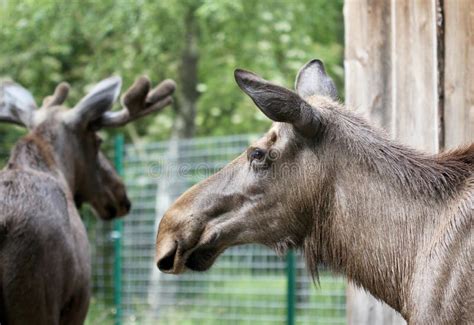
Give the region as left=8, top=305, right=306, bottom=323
left=344, top=1, right=406, bottom=323
left=444, top=0, right=474, bottom=147
left=392, top=0, right=439, bottom=153
left=344, top=1, right=472, bottom=324
left=344, top=0, right=395, bottom=134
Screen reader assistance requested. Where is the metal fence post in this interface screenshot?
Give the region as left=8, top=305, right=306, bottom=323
left=286, top=249, right=296, bottom=325
left=113, top=134, right=124, bottom=325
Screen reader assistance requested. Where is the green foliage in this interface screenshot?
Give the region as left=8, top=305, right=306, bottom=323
left=0, top=0, right=343, bottom=145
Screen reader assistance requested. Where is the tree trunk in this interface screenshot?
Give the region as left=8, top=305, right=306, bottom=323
left=172, top=5, right=200, bottom=139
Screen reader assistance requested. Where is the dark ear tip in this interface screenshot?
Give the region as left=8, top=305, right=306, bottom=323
left=309, top=58, right=323, bottom=65
left=234, top=69, right=246, bottom=81
left=234, top=69, right=264, bottom=88
left=234, top=69, right=248, bottom=88
left=306, top=59, right=326, bottom=72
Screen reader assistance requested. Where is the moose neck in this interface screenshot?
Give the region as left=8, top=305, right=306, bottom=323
left=6, top=130, right=76, bottom=195
left=302, top=113, right=471, bottom=315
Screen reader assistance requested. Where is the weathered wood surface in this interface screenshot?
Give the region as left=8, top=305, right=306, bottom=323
left=444, top=0, right=474, bottom=147
left=346, top=0, right=440, bottom=153
left=392, top=0, right=439, bottom=153
left=346, top=284, right=406, bottom=325
left=342, top=0, right=469, bottom=323
left=344, top=0, right=394, bottom=135
left=344, top=1, right=407, bottom=323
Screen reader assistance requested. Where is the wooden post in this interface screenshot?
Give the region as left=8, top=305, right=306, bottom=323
left=343, top=0, right=471, bottom=323
left=344, top=0, right=406, bottom=321
left=392, top=0, right=439, bottom=153
left=443, top=0, right=474, bottom=148
left=344, top=0, right=394, bottom=133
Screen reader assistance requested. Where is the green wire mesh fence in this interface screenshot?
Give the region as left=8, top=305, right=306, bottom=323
left=86, top=134, right=346, bottom=325
left=1, top=134, right=346, bottom=325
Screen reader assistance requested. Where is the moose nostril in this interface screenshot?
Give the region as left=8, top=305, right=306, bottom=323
left=123, top=198, right=131, bottom=212
left=157, top=242, right=178, bottom=272
left=107, top=205, right=117, bottom=219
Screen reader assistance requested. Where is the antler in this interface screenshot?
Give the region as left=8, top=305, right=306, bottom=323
left=98, top=76, right=176, bottom=128
left=0, top=80, right=38, bottom=127
left=42, top=82, right=70, bottom=108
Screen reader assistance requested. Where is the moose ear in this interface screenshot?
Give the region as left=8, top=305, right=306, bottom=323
left=295, top=59, right=338, bottom=100
left=234, top=69, right=321, bottom=137
left=66, top=76, right=122, bottom=127
left=0, top=81, right=38, bottom=128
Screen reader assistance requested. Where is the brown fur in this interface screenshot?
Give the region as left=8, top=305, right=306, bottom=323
left=0, top=107, right=131, bottom=324
left=0, top=74, right=175, bottom=324
left=156, top=77, right=473, bottom=324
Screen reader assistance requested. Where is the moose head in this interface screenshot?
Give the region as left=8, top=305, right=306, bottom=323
left=0, top=76, right=175, bottom=220
left=155, top=60, right=339, bottom=273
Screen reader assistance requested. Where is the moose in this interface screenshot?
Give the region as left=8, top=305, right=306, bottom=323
left=0, top=75, right=175, bottom=324
left=156, top=60, right=473, bottom=324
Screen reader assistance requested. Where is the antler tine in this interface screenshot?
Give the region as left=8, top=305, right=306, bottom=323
left=42, top=82, right=70, bottom=108
left=98, top=76, right=176, bottom=128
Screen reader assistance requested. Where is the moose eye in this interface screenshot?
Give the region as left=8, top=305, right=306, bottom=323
left=249, top=148, right=265, bottom=162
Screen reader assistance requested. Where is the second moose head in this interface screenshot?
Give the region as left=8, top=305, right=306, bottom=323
left=1, top=76, right=175, bottom=220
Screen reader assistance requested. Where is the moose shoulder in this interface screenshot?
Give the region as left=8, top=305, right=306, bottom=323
left=0, top=76, right=174, bottom=324
left=155, top=60, right=473, bottom=324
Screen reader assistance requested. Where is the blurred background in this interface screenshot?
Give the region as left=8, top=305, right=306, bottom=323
left=0, top=0, right=343, bottom=144
left=0, top=1, right=346, bottom=324
left=1, top=0, right=472, bottom=324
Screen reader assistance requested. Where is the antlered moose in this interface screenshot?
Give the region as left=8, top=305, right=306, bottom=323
left=156, top=60, right=473, bottom=324
left=0, top=75, right=175, bottom=324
